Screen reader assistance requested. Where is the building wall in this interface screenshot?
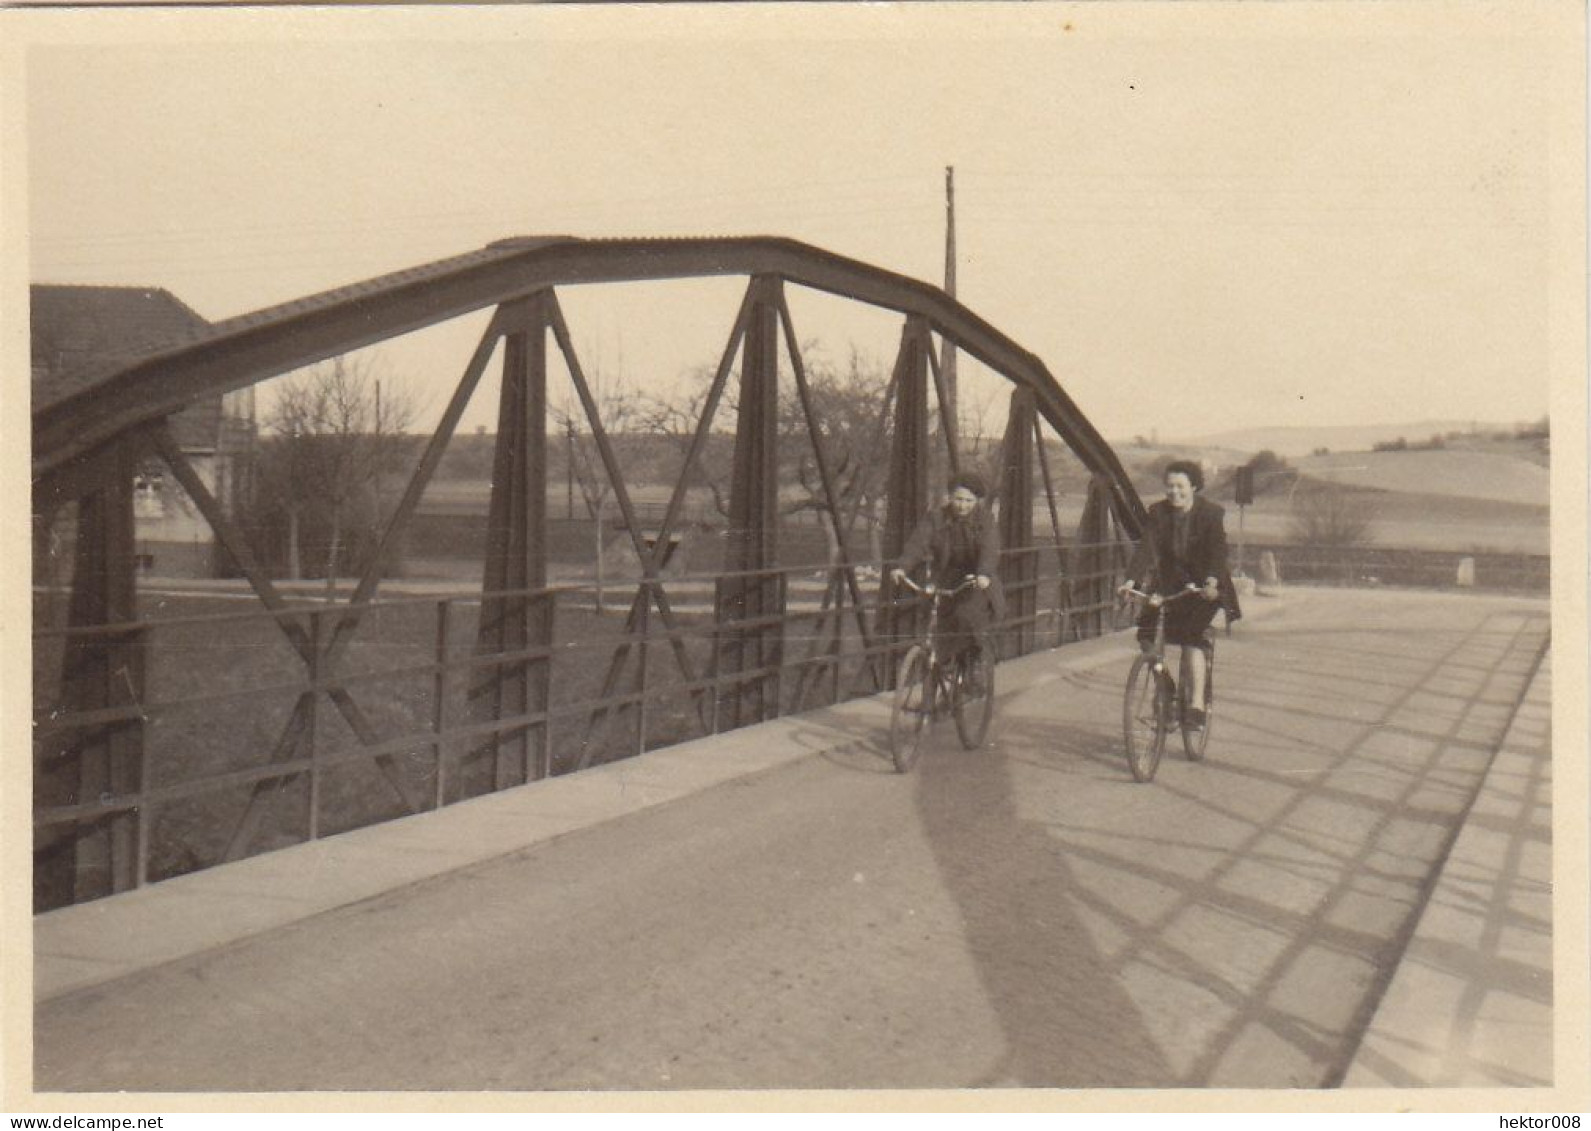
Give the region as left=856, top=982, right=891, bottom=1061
left=134, top=452, right=218, bottom=577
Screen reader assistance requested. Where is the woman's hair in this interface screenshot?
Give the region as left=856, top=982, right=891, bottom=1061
left=1163, top=459, right=1205, bottom=491
left=948, top=471, right=988, bottom=499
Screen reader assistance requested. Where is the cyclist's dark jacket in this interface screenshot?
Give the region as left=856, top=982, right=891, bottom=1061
left=898, top=503, right=1007, bottom=625
left=1127, top=495, right=1241, bottom=643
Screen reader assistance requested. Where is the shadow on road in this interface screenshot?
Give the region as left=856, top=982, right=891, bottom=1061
left=909, top=599, right=1549, bottom=1087
left=906, top=716, right=1177, bottom=1087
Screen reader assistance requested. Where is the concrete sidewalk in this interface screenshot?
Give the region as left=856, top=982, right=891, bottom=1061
left=34, top=609, right=1141, bottom=1003
left=1343, top=649, right=1553, bottom=1087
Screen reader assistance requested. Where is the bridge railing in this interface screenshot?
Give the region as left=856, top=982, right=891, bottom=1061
left=1239, top=542, right=1549, bottom=593
left=32, top=538, right=1134, bottom=908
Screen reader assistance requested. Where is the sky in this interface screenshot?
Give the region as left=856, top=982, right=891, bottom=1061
left=18, top=4, right=1565, bottom=443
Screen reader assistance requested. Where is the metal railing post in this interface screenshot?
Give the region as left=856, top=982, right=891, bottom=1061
left=433, top=599, right=450, bottom=809
left=773, top=571, right=788, bottom=718
left=541, top=595, right=556, bottom=780
left=637, top=583, right=651, bottom=758
left=306, top=610, right=322, bottom=843
left=708, top=614, right=722, bottom=736
left=133, top=623, right=151, bottom=890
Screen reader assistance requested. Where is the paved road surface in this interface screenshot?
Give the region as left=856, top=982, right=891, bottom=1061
left=36, top=588, right=1548, bottom=1091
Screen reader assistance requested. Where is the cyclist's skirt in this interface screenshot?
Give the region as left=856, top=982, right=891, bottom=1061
left=1137, top=595, right=1218, bottom=649
left=941, top=589, right=994, bottom=658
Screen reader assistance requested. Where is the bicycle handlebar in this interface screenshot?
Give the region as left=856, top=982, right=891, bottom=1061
left=1120, top=583, right=1204, bottom=605
left=895, top=574, right=982, bottom=599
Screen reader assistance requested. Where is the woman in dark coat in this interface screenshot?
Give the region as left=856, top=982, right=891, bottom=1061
left=1118, top=460, right=1240, bottom=730
left=889, top=471, right=1005, bottom=670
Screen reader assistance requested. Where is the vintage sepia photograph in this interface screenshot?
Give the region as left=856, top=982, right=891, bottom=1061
left=4, top=1, right=1586, bottom=1111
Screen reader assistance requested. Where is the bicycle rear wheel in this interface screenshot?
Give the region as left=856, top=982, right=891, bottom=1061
left=1123, top=654, right=1168, bottom=782
left=1181, top=647, right=1213, bottom=762
left=953, top=649, right=995, bottom=750
left=891, top=645, right=932, bottom=773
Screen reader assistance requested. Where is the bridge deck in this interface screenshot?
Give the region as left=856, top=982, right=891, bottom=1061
left=34, top=587, right=1550, bottom=1091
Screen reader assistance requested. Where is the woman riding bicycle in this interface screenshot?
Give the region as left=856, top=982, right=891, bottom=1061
left=1117, top=460, right=1241, bottom=732
left=889, top=471, right=1005, bottom=684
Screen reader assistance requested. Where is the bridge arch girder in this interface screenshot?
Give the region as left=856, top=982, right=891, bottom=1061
left=32, top=235, right=1145, bottom=536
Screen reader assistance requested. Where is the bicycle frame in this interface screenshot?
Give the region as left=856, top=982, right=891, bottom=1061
left=1125, top=585, right=1204, bottom=671
left=1121, top=585, right=1215, bottom=780
left=896, top=574, right=979, bottom=704
left=889, top=573, right=994, bottom=770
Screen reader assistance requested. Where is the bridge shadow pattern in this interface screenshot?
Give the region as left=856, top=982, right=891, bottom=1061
left=1339, top=653, right=1552, bottom=1087
left=906, top=595, right=1548, bottom=1087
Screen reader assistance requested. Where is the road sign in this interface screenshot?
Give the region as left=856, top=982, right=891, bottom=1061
left=1235, top=464, right=1255, bottom=507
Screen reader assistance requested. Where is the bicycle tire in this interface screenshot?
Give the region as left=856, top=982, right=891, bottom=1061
left=1181, top=648, right=1213, bottom=762
left=891, top=645, right=931, bottom=773
left=953, top=649, right=995, bottom=750
left=1123, top=654, right=1167, bottom=783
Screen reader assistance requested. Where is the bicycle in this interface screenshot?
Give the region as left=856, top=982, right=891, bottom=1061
left=1120, top=585, right=1215, bottom=783
left=888, top=574, right=996, bottom=773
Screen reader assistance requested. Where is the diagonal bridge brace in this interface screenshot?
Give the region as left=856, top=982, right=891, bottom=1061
left=153, top=311, right=508, bottom=859
left=774, top=286, right=879, bottom=673
left=576, top=280, right=760, bottom=763
left=546, top=294, right=706, bottom=712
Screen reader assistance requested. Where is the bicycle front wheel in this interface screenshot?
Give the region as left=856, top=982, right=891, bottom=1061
left=953, top=649, right=995, bottom=750
left=891, top=645, right=932, bottom=773
left=1123, top=654, right=1168, bottom=783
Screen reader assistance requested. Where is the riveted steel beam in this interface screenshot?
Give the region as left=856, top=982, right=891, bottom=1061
left=879, top=315, right=933, bottom=678
left=1072, top=472, right=1120, bottom=640
left=884, top=316, right=933, bottom=561
left=35, top=437, right=144, bottom=910
left=1033, top=417, right=1072, bottom=646
left=717, top=276, right=784, bottom=729
left=924, top=336, right=962, bottom=476
left=470, top=293, right=553, bottom=792
left=999, top=387, right=1037, bottom=659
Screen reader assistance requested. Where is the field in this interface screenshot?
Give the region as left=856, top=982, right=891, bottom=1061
left=1289, top=449, right=1547, bottom=506
left=1121, top=444, right=1550, bottom=556
left=1174, top=419, right=1549, bottom=462
left=1220, top=490, right=1547, bottom=555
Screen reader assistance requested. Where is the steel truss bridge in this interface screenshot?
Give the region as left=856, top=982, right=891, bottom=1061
left=32, top=236, right=1147, bottom=911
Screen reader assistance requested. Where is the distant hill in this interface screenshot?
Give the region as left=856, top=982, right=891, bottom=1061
left=1170, top=421, right=1517, bottom=459
left=1291, top=449, right=1547, bottom=507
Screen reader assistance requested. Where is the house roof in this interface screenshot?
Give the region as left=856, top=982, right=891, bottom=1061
left=31, top=285, right=223, bottom=451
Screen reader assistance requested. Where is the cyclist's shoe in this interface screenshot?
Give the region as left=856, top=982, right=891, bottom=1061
left=1184, top=707, right=1207, bottom=731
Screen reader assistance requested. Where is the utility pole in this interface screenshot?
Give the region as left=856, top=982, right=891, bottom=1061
left=943, top=165, right=958, bottom=430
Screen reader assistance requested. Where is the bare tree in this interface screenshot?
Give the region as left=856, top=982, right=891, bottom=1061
left=634, top=367, right=734, bottom=522
left=637, top=346, right=896, bottom=564
left=1289, top=483, right=1376, bottom=549
left=256, top=355, right=418, bottom=586
left=780, top=346, right=893, bottom=564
